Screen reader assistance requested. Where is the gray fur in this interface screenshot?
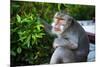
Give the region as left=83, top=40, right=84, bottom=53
left=41, top=11, right=89, bottom=64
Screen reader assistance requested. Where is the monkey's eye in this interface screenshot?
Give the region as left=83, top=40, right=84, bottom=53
left=59, top=20, right=65, bottom=23
left=59, top=20, right=66, bottom=25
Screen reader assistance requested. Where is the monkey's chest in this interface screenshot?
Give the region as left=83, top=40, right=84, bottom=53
left=62, top=32, right=78, bottom=43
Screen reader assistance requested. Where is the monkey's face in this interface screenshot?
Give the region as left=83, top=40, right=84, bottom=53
left=51, top=12, right=72, bottom=35
left=51, top=17, right=66, bottom=35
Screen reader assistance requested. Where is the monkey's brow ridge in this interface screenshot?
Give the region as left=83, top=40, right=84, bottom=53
left=55, top=17, right=64, bottom=20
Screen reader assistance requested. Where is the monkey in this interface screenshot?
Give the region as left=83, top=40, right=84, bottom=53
left=40, top=11, right=89, bottom=64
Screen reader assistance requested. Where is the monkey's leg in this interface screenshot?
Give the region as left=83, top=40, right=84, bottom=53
left=75, top=50, right=88, bottom=62
left=50, top=48, right=62, bottom=64
left=50, top=54, right=60, bottom=64
left=61, top=48, right=75, bottom=63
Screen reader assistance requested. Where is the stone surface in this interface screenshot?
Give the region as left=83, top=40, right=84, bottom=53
left=87, top=43, right=95, bottom=62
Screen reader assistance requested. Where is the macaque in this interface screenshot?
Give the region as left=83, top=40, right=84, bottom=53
left=40, top=11, right=89, bottom=64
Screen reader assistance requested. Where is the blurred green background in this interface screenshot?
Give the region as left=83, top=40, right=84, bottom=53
left=11, top=1, right=95, bottom=66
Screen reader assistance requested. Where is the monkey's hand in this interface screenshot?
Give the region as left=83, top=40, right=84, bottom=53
left=38, top=18, right=52, bottom=31
left=68, top=40, right=78, bottom=49
left=53, top=38, right=78, bottom=49
left=53, top=43, right=59, bottom=49
left=53, top=38, right=67, bottom=48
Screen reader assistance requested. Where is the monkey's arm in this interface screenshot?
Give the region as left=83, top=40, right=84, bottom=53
left=38, top=18, right=54, bottom=36
left=53, top=38, right=78, bottom=49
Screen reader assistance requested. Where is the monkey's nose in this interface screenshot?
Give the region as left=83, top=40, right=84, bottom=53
left=54, top=27, right=61, bottom=31
left=55, top=25, right=60, bottom=28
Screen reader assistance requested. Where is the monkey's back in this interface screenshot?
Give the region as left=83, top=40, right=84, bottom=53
left=62, top=21, right=89, bottom=62
left=71, top=21, right=89, bottom=62
left=74, top=22, right=89, bottom=53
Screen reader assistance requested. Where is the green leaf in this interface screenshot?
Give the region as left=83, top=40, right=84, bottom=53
left=40, top=33, right=45, bottom=36
left=12, top=4, right=20, bottom=8
left=21, top=18, right=32, bottom=23
left=35, top=33, right=45, bottom=38
left=36, top=24, right=44, bottom=31
left=17, top=47, right=22, bottom=54
left=11, top=51, right=16, bottom=56
left=36, top=34, right=42, bottom=38
left=27, top=37, right=30, bottom=48
left=58, top=4, right=61, bottom=11
left=23, top=35, right=31, bottom=47
left=36, top=25, right=41, bottom=31
left=16, top=14, right=21, bottom=23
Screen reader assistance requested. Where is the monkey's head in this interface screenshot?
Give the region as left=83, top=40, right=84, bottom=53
left=51, top=11, right=73, bottom=35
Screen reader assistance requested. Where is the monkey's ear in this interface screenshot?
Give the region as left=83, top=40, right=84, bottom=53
left=68, top=17, right=75, bottom=24
left=67, top=17, right=73, bottom=23
left=66, top=17, right=75, bottom=27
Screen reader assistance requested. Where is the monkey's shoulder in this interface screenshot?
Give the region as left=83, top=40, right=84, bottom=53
left=62, top=30, right=77, bottom=38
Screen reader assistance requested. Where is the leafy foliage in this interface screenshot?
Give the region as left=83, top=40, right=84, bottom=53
left=11, top=1, right=95, bottom=66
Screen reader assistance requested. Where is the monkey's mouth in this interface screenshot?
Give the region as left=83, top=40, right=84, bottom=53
left=52, top=28, right=63, bottom=34
left=54, top=28, right=61, bottom=31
